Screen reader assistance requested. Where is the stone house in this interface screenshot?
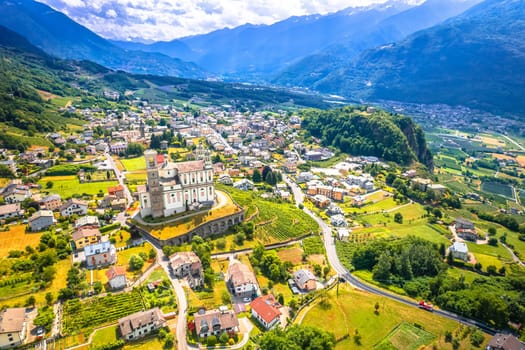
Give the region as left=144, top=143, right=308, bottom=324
left=118, top=308, right=165, bottom=341
left=28, top=210, right=55, bottom=232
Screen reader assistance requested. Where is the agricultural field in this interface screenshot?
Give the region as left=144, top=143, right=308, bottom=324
left=62, top=289, right=144, bottom=336
left=301, top=284, right=489, bottom=350
left=0, top=224, right=42, bottom=257
left=434, top=155, right=462, bottom=172
left=120, top=156, right=146, bottom=172
left=219, top=185, right=319, bottom=243
left=276, top=246, right=304, bottom=265
left=481, top=181, right=514, bottom=200
left=38, top=176, right=119, bottom=198
left=125, top=171, right=147, bottom=182
left=0, top=245, right=70, bottom=308
left=302, top=236, right=325, bottom=255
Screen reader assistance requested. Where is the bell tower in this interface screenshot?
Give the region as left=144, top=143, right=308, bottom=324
left=145, top=149, right=164, bottom=218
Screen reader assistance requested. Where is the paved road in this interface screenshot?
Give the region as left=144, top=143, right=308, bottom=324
left=502, top=242, right=525, bottom=267
left=502, top=134, right=525, bottom=151
left=147, top=235, right=193, bottom=350
left=104, top=151, right=134, bottom=226
left=283, top=174, right=498, bottom=335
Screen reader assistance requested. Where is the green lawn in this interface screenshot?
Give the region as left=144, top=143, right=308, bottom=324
left=375, top=322, right=435, bottom=350
left=466, top=242, right=513, bottom=270
left=91, top=325, right=118, bottom=347
left=385, top=223, right=451, bottom=245
left=343, top=197, right=398, bottom=215
left=121, top=157, right=146, bottom=171
left=38, top=176, right=119, bottom=199
left=447, top=267, right=483, bottom=285
left=141, top=267, right=177, bottom=313
left=301, top=284, right=488, bottom=350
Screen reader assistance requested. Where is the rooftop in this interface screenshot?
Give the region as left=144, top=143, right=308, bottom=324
left=0, top=308, right=25, bottom=333
left=250, top=294, right=281, bottom=325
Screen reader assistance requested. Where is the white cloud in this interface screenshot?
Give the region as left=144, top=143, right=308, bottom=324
left=38, top=0, right=406, bottom=41
left=105, top=9, right=117, bottom=18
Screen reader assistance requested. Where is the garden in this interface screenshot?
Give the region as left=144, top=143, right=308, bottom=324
left=62, top=289, right=144, bottom=336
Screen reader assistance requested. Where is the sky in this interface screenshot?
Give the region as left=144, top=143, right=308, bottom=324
left=37, top=0, right=419, bottom=42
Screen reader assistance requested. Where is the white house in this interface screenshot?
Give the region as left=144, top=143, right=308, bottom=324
left=106, top=266, right=127, bottom=290
left=227, top=260, right=259, bottom=299
left=59, top=199, right=88, bottom=217
left=337, top=228, right=351, bottom=241
left=449, top=242, right=469, bottom=262
left=84, top=241, right=116, bottom=268
left=0, top=204, right=24, bottom=221
left=233, top=179, right=254, bottom=191
left=330, top=214, right=347, bottom=227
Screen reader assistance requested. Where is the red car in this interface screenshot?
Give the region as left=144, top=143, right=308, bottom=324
left=419, top=300, right=434, bottom=311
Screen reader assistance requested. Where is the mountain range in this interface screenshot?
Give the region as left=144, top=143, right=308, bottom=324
left=0, top=0, right=523, bottom=115
left=111, top=0, right=479, bottom=81
left=315, top=0, right=525, bottom=115
left=0, top=24, right=333, bottom=136
left=0, top=0, right=206, bottom=79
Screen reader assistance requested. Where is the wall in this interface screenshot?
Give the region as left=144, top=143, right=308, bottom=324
left=131, top=210, right=244, bottom=247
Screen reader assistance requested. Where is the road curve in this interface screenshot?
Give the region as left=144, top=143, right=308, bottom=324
left=283, top=175, right=498, bottom=335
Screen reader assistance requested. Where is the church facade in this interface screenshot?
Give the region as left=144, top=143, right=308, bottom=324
left=138, top=146, right=215, bottom=218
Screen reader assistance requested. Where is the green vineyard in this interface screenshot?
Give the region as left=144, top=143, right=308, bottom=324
left=63, top=290, right=145, bottom=335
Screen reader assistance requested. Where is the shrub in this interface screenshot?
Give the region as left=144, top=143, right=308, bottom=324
left=219, top=332, right=229, bottom=344
left=100, top=222, right=121, bottom=233
left=206, top=335, right=217, bottom=346
left=470, top=329, right=484, bottom=346
left=128, top=255, right=144, bottom=271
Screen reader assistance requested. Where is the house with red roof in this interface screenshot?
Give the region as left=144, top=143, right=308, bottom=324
left=106, top=266, right=127, bottom=290
left=108, top=184, right=125, bottom=199
left=250, top=294, right=281, bottom=330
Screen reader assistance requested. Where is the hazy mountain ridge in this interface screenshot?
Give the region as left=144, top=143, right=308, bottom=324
left=273, top=0, right=481, bottom=87
left=112, top=1, right=415, bottom=78
left=315, top=0, right=525, bottom=115
left=0, top=0, right=207, bottom=79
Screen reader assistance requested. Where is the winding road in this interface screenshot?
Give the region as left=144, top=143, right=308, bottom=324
left=283, top=174, right=498, bottom=336
left=104, top=152, right=193, bottom=350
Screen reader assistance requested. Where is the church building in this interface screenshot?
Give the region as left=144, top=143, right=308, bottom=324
left=138, top=145, right=215, bottom=218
